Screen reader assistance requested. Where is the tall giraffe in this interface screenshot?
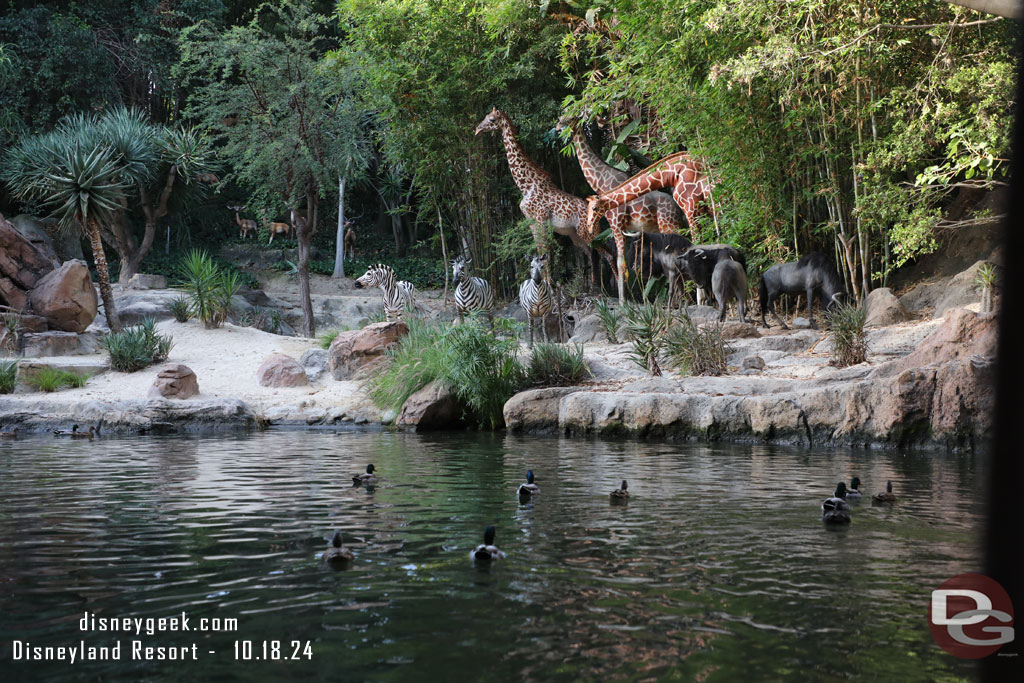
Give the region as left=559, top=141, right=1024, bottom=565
left=557, top=118, right=686, bottom=302
left=584, top=151, right=716, bottom=246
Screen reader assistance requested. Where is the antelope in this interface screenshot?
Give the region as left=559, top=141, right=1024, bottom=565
left=343, top=220, right=357, bottom=260
left=228, top=204, right=257, bottom=239
left=263, top=209, right=293, bottom=245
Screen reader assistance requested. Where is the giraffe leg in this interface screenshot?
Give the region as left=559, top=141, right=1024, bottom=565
left=612, top=226, right=626, bottom=305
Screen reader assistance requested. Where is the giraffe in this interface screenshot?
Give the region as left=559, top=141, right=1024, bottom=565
left=557, top=117, right=686, bottom=302
left=584, top=151, right=716, bottom=247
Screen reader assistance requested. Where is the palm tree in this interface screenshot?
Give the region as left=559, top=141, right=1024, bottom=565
left=3, top=129, right=126, bottom=332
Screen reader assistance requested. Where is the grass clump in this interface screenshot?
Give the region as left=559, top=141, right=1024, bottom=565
left=663, top=312, right=728, bottom=376
left=26, top=367, right=88, bottom=392
left=622, top=301, right=671, bottom=376
left=170, top=296, right=192, bottom=323
left=100, top=318, right=174, bottom=372
left=178, top=250, right=240, bottom=328
left=594, top=298, right=620, bottom=344
left=319, top=329, right=341, bottom=349
left=528, top=342, right=590, bottom=387
left=0, top=360, right=17, bottom=394
left=826, top=302, right=868, bottom=367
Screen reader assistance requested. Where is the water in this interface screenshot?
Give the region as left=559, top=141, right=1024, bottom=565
left=0, top=431, right=983, bottom=681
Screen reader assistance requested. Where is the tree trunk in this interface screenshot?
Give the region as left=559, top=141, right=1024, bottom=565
left=87, top=218, right=122, bottom=332
left=332, top=176, right=346, bottom=278
left=297, top=193, right=317, bottom=337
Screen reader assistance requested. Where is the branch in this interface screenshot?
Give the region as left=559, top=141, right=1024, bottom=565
left=880, top=17, right=1006, bottom=29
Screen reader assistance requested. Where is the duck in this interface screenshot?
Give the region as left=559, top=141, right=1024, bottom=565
left=0, top=426, right=17, bottom=438
left=822, top=482, right=852, bottom=524
left=470, top=525, right=505, bottom=563
left=873, top=481, right=898, bottom=503
left=322, top=531, right=354, bottom=567
left=352, top=464, right=377, bottom=486
left=53, top=424, right=80, bottom=436
left=71, top=426, right=96, bottom=439
left=610, top=480, right=629, bottom=501
left=846, top=476, right=863, bottom=498
left=517, top=470, right=539, bottom=497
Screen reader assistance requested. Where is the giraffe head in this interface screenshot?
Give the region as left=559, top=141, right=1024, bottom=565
left=474, top=107, right=507, bottom=136
left=584, top=195, right=613, bottom=240
left=451, top=255, right=470, bottom=283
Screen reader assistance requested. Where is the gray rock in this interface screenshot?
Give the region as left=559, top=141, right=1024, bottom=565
left=865, top=288, right=909, bottom=327
left=114, top=289, right=185, bottom=326
left=124, top=273, right=168, bottom=290
left=934, top=260, right=986, bottom=316
left=792, top=316, right=813, bottom=329
left=15, top=359, right=107, bottom=391
left=742, top=355, right=765, bottom=371
left=396, top=380, right=464, bottom=430
left=569, top=313, right=610, bottom=344
left=299, top=348, right=329, bottom=382
left=21, top=331, right=100, bottom=357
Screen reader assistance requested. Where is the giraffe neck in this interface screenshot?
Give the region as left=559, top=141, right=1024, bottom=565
left=496, top=117, right=551, bottom=196
left=598, top=152, right=697, bottom=211
left=572, top=129, right=627, bottom=193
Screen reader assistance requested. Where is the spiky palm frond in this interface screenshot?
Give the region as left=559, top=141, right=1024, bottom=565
left=159, top=125, right=216, bottom=182
left=95, top=106, right=159, bottom=185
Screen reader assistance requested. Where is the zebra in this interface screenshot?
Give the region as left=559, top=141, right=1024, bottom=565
left=519, top=253, right=553, bottom=346
left=354, top=264, right=415, bottom=322
left=452, top=256, right=494, bottom=323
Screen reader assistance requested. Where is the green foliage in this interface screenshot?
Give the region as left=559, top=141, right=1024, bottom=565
left=528, top=343, right=590, bottom=387
left=594, top=298, right=620, bottom=344
left=318, top=329, right=341, bottom=350
left=177, top=250, right=238, bottom=329
left=0, top=359, right=16, bottom=394
left=826, top=302, right=868, bottom=367
left=170, top=296, right=192, bottom=323
left=100, top=318, right=173, bottom=373
left=26, top=367, right=88, bottom=392
left=622, top=301, right=671, bottom=376
left=1, top=312, right=21, bottom=354
left=976, top=263, right=998, bottom=291
left=369, top=318, right=454, bottom=415
left=663, top=313, right=729, bottom=377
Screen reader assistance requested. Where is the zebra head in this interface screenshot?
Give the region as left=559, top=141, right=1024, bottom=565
left=451, top=256, right=470, bottom=284
left=528, top=253, right=547, bottom=283
left=355, top=263, right=395, bottom=290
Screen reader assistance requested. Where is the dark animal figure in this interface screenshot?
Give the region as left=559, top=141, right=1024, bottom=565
left=322, top=531, right=354, bottom=567
left=822, top=482, right=852, bottom=524
left=604, top=232, right=693, bottom=305
left=674, top=244, right=747, bottom=301
left=711, top=257, right=748, bottom=322
left=758, top=252, right=846, bottom=330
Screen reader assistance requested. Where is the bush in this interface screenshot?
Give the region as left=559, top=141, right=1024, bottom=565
left=528, top=342, right=590, bottom=387
left=827, top=302, right=868, bottom=367
left=178, top=250, right=239, bottom=328
left=100, top=318, right=174, bottom=372
left=26, top=367, right=88, bottom=392
left=170, top=296, right=192, bottom=323
left=0, top=360, right=17, bottom=394
left=369, top=318, right=454, bottom=413
left=622, top=301, right=671, bottom=376
left=318, top=329, right=341, bottom=349
left=663, top=312, right=729, bottom=376
left=594, top=298, right=620, bottom=344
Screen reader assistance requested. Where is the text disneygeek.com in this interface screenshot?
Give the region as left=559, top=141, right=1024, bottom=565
left=9, top=611, right=313, bottom=663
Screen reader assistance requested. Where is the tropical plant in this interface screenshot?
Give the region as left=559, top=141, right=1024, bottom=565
left=663, top=312, right=729, bottom=377
left=0, top=359, right=16, bottom=394
left=170, top=296, right=192, bottom=323
left=528, top=343, right=590, bottom=387
left=177, top=250, right=228, bottom=328
left=369, top=318, right=453, bottom=414
left=26, top=367, right=88, bottom=392
left=622, top=301, right=671, bottom=376
left=1, top=312, right=21, bottom=354
left=827, top=302, right=868, bottom=367
left=976, top=263, right=998, bottom=313
left=594, top=298, right=620, bottom=344
left=100, top=317, right=173, bottom=373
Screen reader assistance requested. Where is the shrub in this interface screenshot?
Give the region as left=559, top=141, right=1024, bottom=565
left=26, top=367, right=88, bottom=392
left=663, top=312, right=728, bottom=376
left=0, top=360, right=17, bottom=394
left=369, top=318, right=452, bottom=414
left=178, top=249, right=219, bottom=327
left=622, top=301, right=671, bottom=376
left=319, top=329, right=341, bottom=349
left=528, top=342, right=590, bottom=387
left=827, top=302, right=868, bottom=367
left=170, top=296, right=192, bottom=323
left=100, top=318, right=174, bottom=372
left=594, top=298, right=620, bottom=344
left=2, top=312, right=21, bottom=353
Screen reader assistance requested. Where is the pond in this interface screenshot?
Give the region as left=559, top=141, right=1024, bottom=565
left=0, top=431, right=982, bottom=681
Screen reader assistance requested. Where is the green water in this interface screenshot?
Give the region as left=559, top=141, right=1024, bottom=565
left=0, top=431, right=982, bottom=681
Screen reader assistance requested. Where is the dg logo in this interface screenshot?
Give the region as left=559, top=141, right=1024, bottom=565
left=929, top=573, right=1015, bottom=658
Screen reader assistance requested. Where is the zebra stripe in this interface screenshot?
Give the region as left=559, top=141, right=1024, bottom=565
left=356, top=264, right=411, bottom=322
left=452, top=257, right=494, bottom=318
left=518, top=278, right=552, bottom=319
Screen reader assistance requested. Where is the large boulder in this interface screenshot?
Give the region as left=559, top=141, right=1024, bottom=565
left=114, top=289, right=186, bottom=326
left=299, top=348, right=329, bottom=382
left=27, top=260, right=97, bottom=332
left=148, top=364, right=199, bottom=399
left=865, top=288, right=909, bottom=328
left=934, top=261, right=986, bottom=316
left=256, top=353, right=308, bottom=387
left=396, top=380, right=464, bottom=430
left=328, top=321, right=408, bottom=380
left=21, top=331, right=100, bottom=358
left=503, top=387, right=580, bottom=434
left=1, top=212, right=56, bottom=310
left=569, top=313, right=611, bottom=344
left=124, top=273, right=168, bottom=290
left=11, top=214, right=83, bottom=262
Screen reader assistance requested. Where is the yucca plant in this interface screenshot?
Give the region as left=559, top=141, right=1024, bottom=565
left=663, top=312, right=728, bottom=376
left=622, top=301, right=671, bottom=376
left=170, top=296, right=192, bottom=323
left=100, top=317, right=173, bottom=372
left=0, top=359, right=17, bottom=394
left=826, top=302, right=868, bottom=367
left=594, top=298, right=620, bottom=344
left=1, top=312, right=21, bottom=354
left=177, top=250, right=220, bottom=328
left=976, top=263, right=998, bottom=314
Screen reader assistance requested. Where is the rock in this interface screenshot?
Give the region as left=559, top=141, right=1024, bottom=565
left=716, top=321, right=760, bottom=339
left=755, top=330, right=819, bottom=353
left=8, top=214, right=60, bottom=264
left=899, top=278, right=947, bottom=314
left=569, top=313, right=611, bottom=343
left=742, top=355, right=765, bottom=371
left=15, top=314, right=49, bottom=333
left=684, top=305, right=721, bottom=323
left=124, top=273, right=168, bottom=290
left=328, top=321, right=408, bottom=380
left=1, top=212, right=56, bottom=310
left=792, top=316, right=813, bottom=329
left=11, top=214, right=83, bottom=262
left=396, top=380, right=464, bottom=430
left=256, top=353, right=308, bottom=387
left=299, top=348, right=329, bottom=382
left=114, top=289, right=187, bottom=326
left=876, top=308, right=997, bottom=378
left=148, top=364, right=199, bottom=399
left=934, top=261, right=986, bottom=316
left=21, top=331, right=100, bottom=357
left=27, top=260, right=97, bottom=332
left=865, top=288, right=909, bottom=327
left=503, top=387, right=580, bottom=434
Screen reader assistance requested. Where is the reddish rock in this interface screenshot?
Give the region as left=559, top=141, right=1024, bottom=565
left=396, top=380, right=463, bottom=430
left=865, top=288, right=909, bottom=328
left=716, top=321, right=760, bottom=339
left=328, top=321, right=408, bottom=380
left=148, top=364, right=199, bottom=399
left=256, top=353, right=308, bottom=387
left=1, top=212, right=56, bottom=310
left=27, top=260, right=98, bottom=332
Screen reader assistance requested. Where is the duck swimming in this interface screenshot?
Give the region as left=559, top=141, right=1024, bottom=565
left=70, top=426, right=96, bottom=439
left=822, top=482, right=852, bottom=524
left=610, top=480, right=629, bottom=501
left=470, top=525, right=505, bottom=562
left=352, top=464, right=377, bottom=486
left=322, top=531, right=354, bottom=567
left=517, top=470, right=539, bottom=497
left=0, top=426, right=17, bottom=438
left=873, top=481, right=898, bottom=503
left=53, top=425, right=79, bottom=436
left=847, top=476, right=863, bottom=498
